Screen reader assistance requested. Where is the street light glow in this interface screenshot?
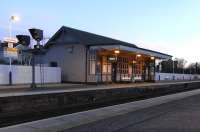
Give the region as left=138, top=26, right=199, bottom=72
left=137, top=54, right=141, bottom=57
left=9, top=14, right=20, bottom=38
left=10, top=15, right=20, bottom=22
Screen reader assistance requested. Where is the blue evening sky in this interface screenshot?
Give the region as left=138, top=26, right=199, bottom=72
left=1, top=0, right=200, bottom=63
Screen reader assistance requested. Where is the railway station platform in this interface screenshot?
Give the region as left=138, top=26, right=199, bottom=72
left=0, top=81, right=199, bottom=97
left=1, top=88, right=200, bottom=132
left=0, top=81, right=199, bottom=129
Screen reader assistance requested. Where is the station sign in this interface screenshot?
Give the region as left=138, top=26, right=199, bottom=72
left=3, top=47, right=18, bottom=58
left=108, top=56, right=117, bottom=62
left=4, top=37, right=18, bottom=43
left=3, top=37, right=18, bottom=48
left=132, top=60, right=137, bottom=64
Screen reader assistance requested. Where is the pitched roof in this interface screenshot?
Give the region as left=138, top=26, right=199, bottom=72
left=45, top=26, right=138, bottom=48
left=45, top=26, right=172, bottom=58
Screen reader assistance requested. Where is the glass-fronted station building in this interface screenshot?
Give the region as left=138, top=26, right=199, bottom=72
left=41, top=26, right=172, bottom=83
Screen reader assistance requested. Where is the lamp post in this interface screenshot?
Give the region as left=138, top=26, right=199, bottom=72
left=28, top=28, right=44, bottom=88
left=8, top=15, right=20, bottom=85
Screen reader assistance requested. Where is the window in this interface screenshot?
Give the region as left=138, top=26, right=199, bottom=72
left=117, top=57, right=129, bottom=74
left=102, top=56, right=111, bottom=74
left=133, top=61, right=143, bottom=77
left=88, top=50, right=96, bottom=75
left=90, top=61, right=96, bottom=74
left=50, top=61, right=58, bottom=67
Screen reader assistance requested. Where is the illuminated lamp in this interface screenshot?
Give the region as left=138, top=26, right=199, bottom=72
left=114, top=50, right=120, bottom=54
left=151, top=56, right=155, bottom=60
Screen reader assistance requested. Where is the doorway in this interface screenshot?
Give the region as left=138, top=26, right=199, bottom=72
left=111, top=62, right=117, bottom=82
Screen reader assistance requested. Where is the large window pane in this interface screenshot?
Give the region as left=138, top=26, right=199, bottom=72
left=90, top=61, right=96, bottom=74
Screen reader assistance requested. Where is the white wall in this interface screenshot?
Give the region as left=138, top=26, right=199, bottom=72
left=0, top=65, right=61, bottom=85
left=155, top=72, right=200, bottom=81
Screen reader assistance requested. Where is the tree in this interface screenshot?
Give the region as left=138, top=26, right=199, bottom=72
left=186, top=62, right=200, bottom=74
left=174, top=58, right=187, bottom=73
left=174, top=58, right=187, bottom=69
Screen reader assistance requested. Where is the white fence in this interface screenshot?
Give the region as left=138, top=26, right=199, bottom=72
left=0, top=65, right=61, bottom=85
left=155, top=72, right=200, bottom=81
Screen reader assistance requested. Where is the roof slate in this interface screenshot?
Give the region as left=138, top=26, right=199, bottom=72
left=45, top=26, right=172, bottom=58
left=45, top=26, right=138, bottom=48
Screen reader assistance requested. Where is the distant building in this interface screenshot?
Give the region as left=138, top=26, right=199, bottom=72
left=37, top=26, right=172, bottom=83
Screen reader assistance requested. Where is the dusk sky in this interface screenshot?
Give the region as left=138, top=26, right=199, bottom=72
left=1, top=0, right=200, bottom=63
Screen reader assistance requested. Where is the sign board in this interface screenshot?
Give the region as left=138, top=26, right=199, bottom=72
left=108, top=57, right=117, bottom=62
left=3, top=37, right=18, bottom=43
left=4, top=47, right=18, bottom=58
left=132, top=60, right=137, bottom=64
left=3, top=37, right=18, bottom=48
left=8, top=43, right=13, bottom=48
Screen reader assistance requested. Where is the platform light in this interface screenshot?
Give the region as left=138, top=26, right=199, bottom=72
left=11, top=15, right=20, bottom=22
left=151, top=56, right=155, bottom=60
left=137, top=54, right=141, bottom=57
left=16, top=35, right=30, bottom=46
left=29, top=28, right=43, bottom=42
left=114, top=50, right=120, bottom=54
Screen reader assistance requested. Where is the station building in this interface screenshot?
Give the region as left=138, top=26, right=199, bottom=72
left=40, top=26, right=172, bottom=83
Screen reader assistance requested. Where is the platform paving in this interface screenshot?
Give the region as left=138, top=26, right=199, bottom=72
left=0, top=81, right=199, bottom=97
left=65, top=90, right=200, bottom=132
left=1, top=87, right=200, bottom=132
